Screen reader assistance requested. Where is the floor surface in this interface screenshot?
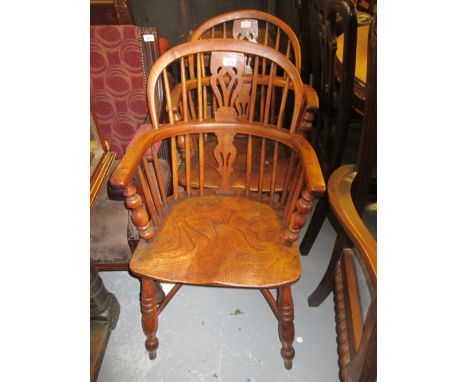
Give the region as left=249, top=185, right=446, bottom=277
left=98, top=209, right=376, bottom=382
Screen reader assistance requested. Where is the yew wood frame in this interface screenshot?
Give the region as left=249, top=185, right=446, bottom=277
left=110, top=40, right=325, bottom=369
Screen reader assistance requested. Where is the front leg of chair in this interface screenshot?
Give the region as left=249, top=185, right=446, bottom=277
left=278, top=285, right=295, bottom=370
left=141, top=278, right=159, bottom=360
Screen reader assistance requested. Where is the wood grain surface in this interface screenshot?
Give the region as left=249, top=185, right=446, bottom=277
left=130, top=194, right=300, bottom=288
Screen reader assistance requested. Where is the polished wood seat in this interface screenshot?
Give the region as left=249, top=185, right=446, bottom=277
left=110, top=40, right=325, bottom=369
left=130, top=194, right=300, bottom=287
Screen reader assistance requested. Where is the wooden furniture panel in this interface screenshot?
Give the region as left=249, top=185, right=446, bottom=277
left=90, top=0, right=133, bottom=25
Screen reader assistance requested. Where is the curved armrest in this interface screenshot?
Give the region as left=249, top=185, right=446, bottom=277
left=110, top=121, right=325, bottom=195
left=327, top=164, right=377, bottom=283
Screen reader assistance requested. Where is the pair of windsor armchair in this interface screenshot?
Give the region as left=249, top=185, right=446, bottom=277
left=110, top=10, right=325, bottom=369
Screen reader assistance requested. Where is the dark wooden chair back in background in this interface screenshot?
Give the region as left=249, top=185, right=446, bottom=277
left=308, top=19, right=377, bottom=368
left=299, top=0, right=358, bottom=256
left=110, top=39, right=325, bottom=369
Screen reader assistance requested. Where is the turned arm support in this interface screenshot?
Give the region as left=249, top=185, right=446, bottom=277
left=110, top=122, right=326, bottom=244
left=284, top=189, right=316, bottom=246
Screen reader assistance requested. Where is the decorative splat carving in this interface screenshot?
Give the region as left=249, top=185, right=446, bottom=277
left=214, top=132, right=237, bottom=194
left=210, top=51, right=246, bottom=122
left=235, top=83, right=251, bottom=121
left=232, top=19, right=259, bottom=42
left=231, top=20, right=257, bottom=120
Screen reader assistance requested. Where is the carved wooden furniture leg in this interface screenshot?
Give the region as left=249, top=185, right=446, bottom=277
left=141, top=278, right=159, bottom=360
left=278, top=285, right=295, bottom=370
left=90, top=262, right=120, bottom=330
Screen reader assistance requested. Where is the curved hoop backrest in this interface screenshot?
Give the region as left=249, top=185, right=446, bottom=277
left=147, top=40, right=304, bottom=133
left=190, top=10, right=301, bottom=71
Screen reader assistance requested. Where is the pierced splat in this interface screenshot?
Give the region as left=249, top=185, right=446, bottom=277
left=232, top=19, right=259, bottom=42
left=213, top=132, right=237, bottom=194
left=231, top=20, right=258, bottom=120
left=210, top=51, right=246, bottom=122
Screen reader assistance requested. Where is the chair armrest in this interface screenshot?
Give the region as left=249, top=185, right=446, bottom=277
left=111, top=121, right=325, bottom=194
left=327, top=164, right=377, bottom=283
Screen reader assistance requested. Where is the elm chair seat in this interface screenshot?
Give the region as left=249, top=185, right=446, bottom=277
left=130, top=194, right=301, bottom=287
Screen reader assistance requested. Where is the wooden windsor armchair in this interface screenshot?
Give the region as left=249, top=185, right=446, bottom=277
left=110, top=40, right=325, bottom=369
left=170, top=10, right=319, bottom=193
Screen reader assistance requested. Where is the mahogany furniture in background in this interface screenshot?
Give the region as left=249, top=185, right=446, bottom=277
left=90, top=0, right=133, bottom=25
left=336, top=23, right=371, bottom=115
left=309, top=18, right=376, bottom=321
left=298, top=0, right=358, bottom=256
left=323, top=164, right=377, bottom=382
left=172, top=10, right=319, bottom=192
left=110, top=40, right=325, bottom=369
left=90, top=114, right=120, bottom=382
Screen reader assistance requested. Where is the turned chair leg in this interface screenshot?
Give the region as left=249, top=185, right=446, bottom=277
left=141, top=278, right=159, bottom=360
left=278, top=285, right=295, bottom=370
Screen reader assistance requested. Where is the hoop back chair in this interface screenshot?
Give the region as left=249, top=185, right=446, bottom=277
left=326, top=164, right=377, bottom=381
left=299, top=0, right=358, bottom=255
left=171, top=10, right=318, bottom=193
left=190, top=9, right=301, bottom=70
left=110, top=40, right=325, bottom=369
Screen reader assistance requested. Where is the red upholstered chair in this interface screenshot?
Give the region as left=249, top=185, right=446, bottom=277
left=90, top=24, right=169, bottom=158
left=90, top=25, right=171, bottom=281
